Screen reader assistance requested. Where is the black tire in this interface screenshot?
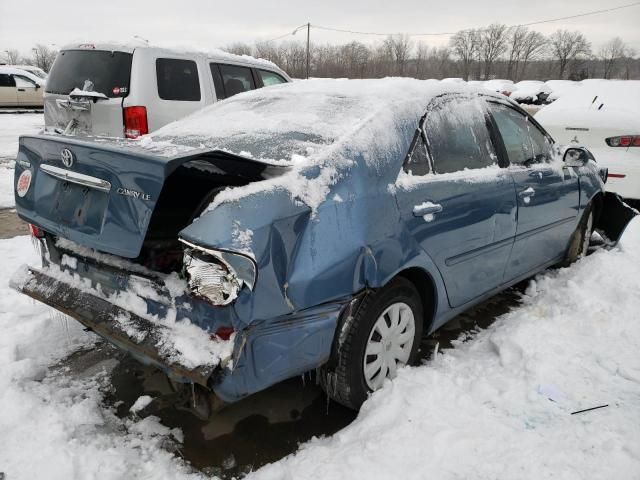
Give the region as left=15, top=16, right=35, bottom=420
left=319, top=277, right=424, bottom=409
left=564, top=203, right=594, bottom=264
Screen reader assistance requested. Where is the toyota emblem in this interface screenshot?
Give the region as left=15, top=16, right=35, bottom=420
left=60, top=148, right=74, bottom=168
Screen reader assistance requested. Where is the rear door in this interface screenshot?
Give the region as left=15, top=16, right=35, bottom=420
left=487, top=102, right=579, bottom=279
left=44, top=49, right=132, bottom=136
left=0, top=74, right=17, bottom=106
left=395, top=95, right=517, bottom=308
left=209, top=63, right=256, bottom=99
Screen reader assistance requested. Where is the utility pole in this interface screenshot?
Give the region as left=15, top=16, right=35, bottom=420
left=306, top=22, right=310, bottom=79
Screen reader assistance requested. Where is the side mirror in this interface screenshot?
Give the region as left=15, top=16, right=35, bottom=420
left=35, top=84, right=41, bottom=90
left=563, top=147, right=590, bottom=167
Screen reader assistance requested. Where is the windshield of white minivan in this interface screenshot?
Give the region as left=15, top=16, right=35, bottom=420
left=46, top=50, right=132, bottom=98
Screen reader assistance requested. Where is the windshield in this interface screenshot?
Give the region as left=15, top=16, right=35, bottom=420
left=46, top=49, right=132, bottom=97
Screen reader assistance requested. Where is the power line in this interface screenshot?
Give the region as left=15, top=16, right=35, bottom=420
left=264, top=2, right=640, bottom=41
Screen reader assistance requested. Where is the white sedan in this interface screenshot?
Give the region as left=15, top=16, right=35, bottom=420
left=536, top=80, right=640, bottom=204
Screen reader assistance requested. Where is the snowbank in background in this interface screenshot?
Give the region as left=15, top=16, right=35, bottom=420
left=0, top=113, right=43, bottom=208
left=0, top=236, right=202, bottom=480
left=0, top=113, right=43, bottom=160
left=251, top=218, right=640, bottom=480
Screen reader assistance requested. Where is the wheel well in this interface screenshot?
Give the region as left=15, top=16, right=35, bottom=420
left=397, top=267, right=437, bottom=334
left=591, top=192, right=604, bottom=224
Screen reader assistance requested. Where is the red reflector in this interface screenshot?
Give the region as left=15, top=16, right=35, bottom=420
left=619, top=136, right=632, bottom=147
left=28, top=223, right=44, bottom=238
left=211, top=326, right=235, bottom=341
left=123, top=106, right=148, bottom=139
left=634, top=137, right=640, bottom=147
left=608, top=173, right=626, bottom=178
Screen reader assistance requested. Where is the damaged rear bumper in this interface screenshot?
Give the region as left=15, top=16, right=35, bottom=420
left=10, top=263, right=351, bottom=404
left=10, top=264, right=218, bottom=387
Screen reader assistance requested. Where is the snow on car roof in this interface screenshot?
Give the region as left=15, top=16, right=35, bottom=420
left=149, top=77, right=474, bottom=164
left=0, top=66, right=45, bottom=85
left=59, top=40, right=284, bottom=72
left=536, top=80, right=640, bottom=130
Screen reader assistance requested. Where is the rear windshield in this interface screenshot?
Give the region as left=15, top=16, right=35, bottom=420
left=46, top=50, right=132, bottom=98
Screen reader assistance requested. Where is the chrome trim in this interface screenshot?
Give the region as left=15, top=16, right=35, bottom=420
left=40, top=164, right=111, bottom=192
left=179, top=239, right=256, bottom=291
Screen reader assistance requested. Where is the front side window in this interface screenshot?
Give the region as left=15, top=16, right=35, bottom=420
left=258, top=70, right=286, bottom=86
left=0, top=74, right=16, bottom=87
left=14, top=75, right=36, bottom=88
left=488, top=103, right=553, bottom=166
left=156, top=58, right=201, bottom=101
left=218, top=64, right=255, bottom=98
left=424, top=97, right=497, bottom=174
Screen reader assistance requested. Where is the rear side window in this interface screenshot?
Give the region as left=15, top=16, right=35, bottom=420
left=258, top=70, right=286, bottom=86
left=405, top=132, right=431, bottom=176
left=218, top=64, right=255, bottom=98
left=0, top=74, right=16, bottom=87
left=46, top=50, right=132, bottom=97
left=424, top=97, right=497, bottom=174
left=488, top=103, right=553, bottom=166
left=156, top=58, right=201, bottom=101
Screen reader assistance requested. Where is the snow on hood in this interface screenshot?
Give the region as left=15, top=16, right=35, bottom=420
left=510, top=81, right=551, bottom=101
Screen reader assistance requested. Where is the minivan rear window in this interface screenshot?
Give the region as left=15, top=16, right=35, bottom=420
left=46, top=50, right=132, bottom=97
left=156, top=58, right=201, bottom=101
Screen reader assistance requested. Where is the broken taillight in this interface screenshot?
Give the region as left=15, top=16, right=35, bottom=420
left=211, top=326, right=235, bottom=341
left=123, top=106, right=149, bottom=139
left=28, top=223, right=44, bottom=238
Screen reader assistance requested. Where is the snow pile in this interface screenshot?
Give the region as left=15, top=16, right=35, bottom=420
left=545, top=80, right=581, bottom=102
left=250, top=218, right=640, bottom=480
left=0, top=236, right=202, bottom=480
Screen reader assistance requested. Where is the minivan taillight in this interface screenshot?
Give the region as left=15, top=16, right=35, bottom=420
left=123, top=106, right=148, bottom=139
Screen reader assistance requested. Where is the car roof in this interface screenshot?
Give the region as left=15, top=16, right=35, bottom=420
left=59, top=42, right=289, bottom=78
left=0, top=66, right=45, bottom=84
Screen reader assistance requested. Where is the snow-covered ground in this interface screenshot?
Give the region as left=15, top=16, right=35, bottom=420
left=0, top=113, right=43, bottom=208
left=1, top=218, right=639, bottom=479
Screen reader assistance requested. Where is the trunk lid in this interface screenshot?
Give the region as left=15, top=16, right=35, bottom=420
left=15, top=135, right=172, bottom=258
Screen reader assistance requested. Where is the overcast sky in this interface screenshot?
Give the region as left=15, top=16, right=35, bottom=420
left=1, top=0, right=639, bottom=54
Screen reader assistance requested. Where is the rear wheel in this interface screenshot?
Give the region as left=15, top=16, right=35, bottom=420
left=319, top=277, right=423, bottom=409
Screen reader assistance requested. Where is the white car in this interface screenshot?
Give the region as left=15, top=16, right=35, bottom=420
left=44, top=42, right=291, bottom=138
left=9, top=65, right=48, bottom=80
left=0, top=66, right=45, bottom=107
left=536, top=80, right=640, bottom=203
left=544, top=80, right=581, bottom=102
left=510, top=80, right=552, bottom=104
left=482, top=79, right=515, bottom=96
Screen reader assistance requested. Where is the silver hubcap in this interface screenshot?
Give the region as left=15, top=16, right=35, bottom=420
left=363, top=302, right=416, bottom=391
left=582, top=212, right=593, bottom=256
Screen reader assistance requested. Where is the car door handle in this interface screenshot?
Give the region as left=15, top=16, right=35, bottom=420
left=518, top=187, right=535, bottom=198
left=413, top=202, right=443, bottom=217
left=17, top=88, right=25, bottom=92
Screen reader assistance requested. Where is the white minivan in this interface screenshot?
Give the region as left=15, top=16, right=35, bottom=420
left=44, top=43, right=292, bottom=138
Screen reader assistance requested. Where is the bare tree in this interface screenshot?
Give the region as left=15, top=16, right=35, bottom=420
left=549, top=30, right=591, bottom=79
left=450, top=29, right=480, bottom=80
left=506, top=26, right=528, bottom=80
left=599, top=37, right=628, bottom=79
left=383, top=35, right=413, bottom=75
left=2, top=49, right=21, bottom=64
left=224, top=42, right=253, bottom=56
left=479, top=24, right=509, bottom=79
left=29, top=44, right=58, bottom=72
left=517, top=31, right=548, bottom=80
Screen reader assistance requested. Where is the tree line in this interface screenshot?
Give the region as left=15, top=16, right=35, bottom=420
left=2, top=27, right=637, bottom=82
left=225, top=26, right=638, bottom=81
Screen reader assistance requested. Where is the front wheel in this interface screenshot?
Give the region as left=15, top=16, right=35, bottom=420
left=319, top=277, right=424, bottom=409
left=564, top=203, right=594, bottom=264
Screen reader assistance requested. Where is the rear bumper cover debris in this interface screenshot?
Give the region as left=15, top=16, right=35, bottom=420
left=10, top=265, right=217, bottom=386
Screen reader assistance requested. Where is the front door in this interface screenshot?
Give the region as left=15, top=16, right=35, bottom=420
left=487, top=102, right=579, bottom=279
left=395, top=95, right=517, bottom=308
left=14, top=75, right=41, bottom=106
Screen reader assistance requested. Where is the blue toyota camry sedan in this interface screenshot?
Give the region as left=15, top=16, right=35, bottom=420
left=12, top=78, right=625, bottom=415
